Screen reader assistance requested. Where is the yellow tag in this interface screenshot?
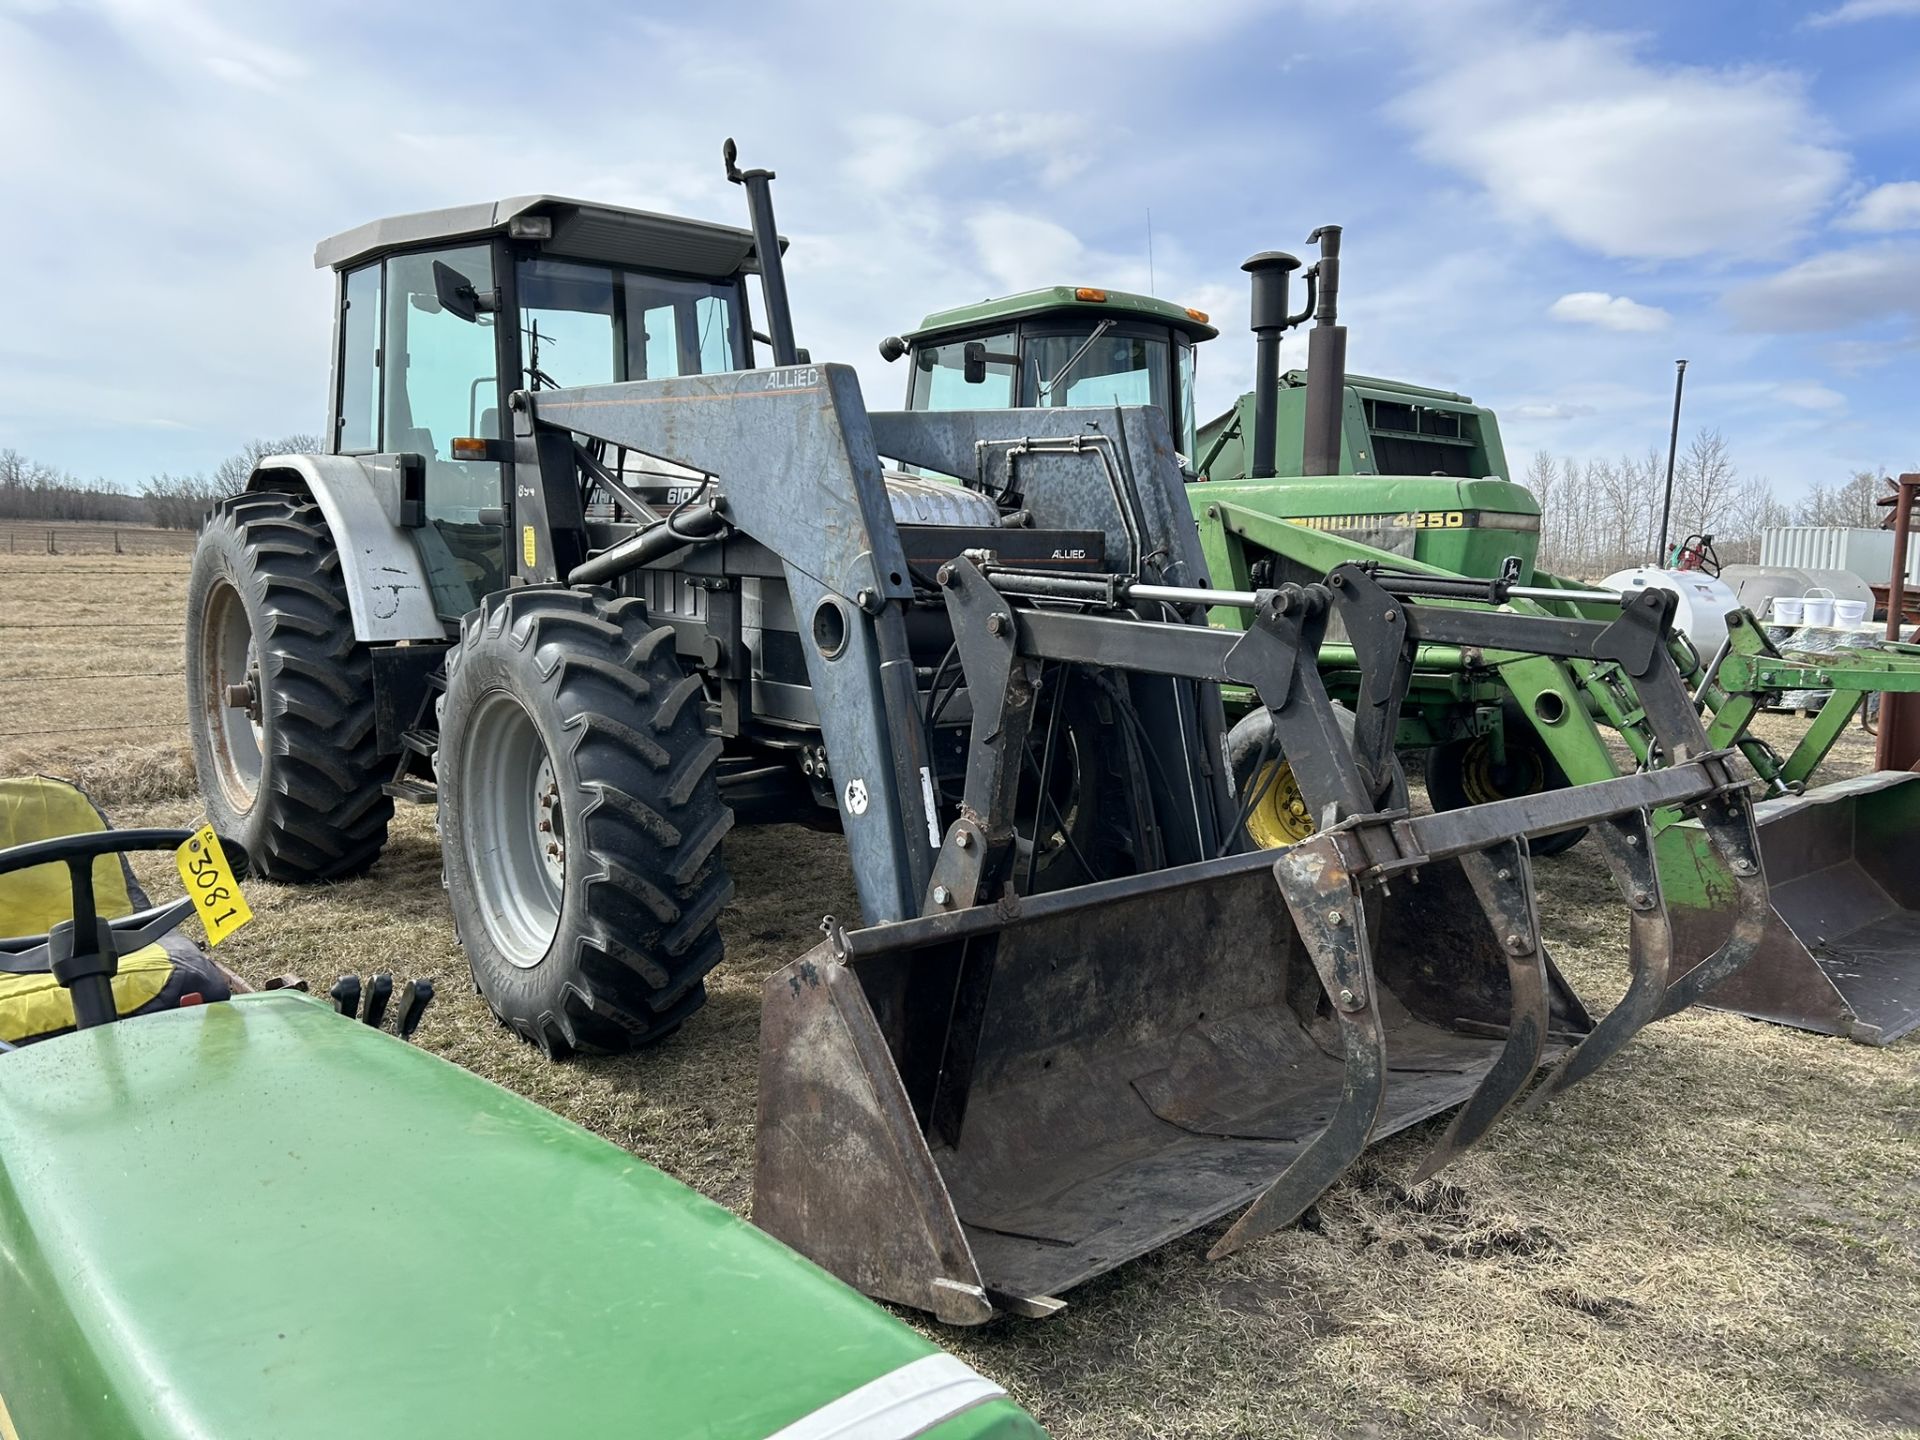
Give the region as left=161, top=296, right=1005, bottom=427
left=175, top=825, right=252, bottom=945
left=522, top=524, right=538, bottom=567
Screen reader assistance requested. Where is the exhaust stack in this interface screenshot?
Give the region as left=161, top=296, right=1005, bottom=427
left=1242, top=252, right=1301, bottom=480
left=1301, top=225, right=1346, bottom=476
left=724, top=138, right=800, bottom=367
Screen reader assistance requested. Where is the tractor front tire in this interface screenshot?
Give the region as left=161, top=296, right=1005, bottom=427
left=1424, top=703, right=1586, bottom=858
left=437, top=587, right=735, bottom=1057
left=186, top=492, right=393, bottom=881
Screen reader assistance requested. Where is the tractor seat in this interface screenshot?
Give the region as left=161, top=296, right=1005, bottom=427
left=0, top=777, right=230, bottom=1045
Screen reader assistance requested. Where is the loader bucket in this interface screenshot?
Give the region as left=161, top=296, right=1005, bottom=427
left=755, top=845, right=1595, bottom=1325
left=1660, top=770, right=1920, bottom=1045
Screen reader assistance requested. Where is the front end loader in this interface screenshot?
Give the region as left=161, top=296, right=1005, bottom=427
left=883, top=227, right=1920, bottom=1048
left=187, top=144, right=1775, bottom=1326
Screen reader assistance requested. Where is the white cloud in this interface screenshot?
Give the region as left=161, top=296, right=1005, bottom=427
left=1391, top=29, right=1847, bottom=260
left=1725, top=245, right=1920, bottom=331
left=1511, top=401, right=1598, bottom=420
left=1838, top=180, right=1920, bottom=232
left=1808, top=0, right=1920, bottom=24
left=1774, top=381, right=1847, bottom=411
left=1547, top=291, right=1672, bottom=332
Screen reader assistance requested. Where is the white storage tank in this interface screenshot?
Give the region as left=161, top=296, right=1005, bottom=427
left=1600, top=566, right=1743, bottom=658
left=1760, top=526, right=1920, bottom=586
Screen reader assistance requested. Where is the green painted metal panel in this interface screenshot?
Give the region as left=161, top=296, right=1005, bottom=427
left=0, top=992, right=1043, bottom=1439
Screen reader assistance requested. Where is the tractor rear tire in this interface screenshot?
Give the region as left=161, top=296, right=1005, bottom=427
left=1424, top=703, right=1586, bottom=858
left=186, top=492, right=393, bottom=881
left=437, top=587, right=735, bottom=1057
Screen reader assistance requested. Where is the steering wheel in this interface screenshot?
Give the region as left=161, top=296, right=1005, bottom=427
left=0, top=829, right=246, bottom=1035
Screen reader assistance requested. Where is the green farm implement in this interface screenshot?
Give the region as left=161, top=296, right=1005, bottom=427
left=885, top=226, right=1920, bottom=1046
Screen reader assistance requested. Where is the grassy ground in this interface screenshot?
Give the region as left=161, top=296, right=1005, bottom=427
left=4, top=551, right=1916, bottom=1440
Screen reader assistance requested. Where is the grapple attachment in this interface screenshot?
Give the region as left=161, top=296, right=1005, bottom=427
left=755, top=562, right=1771, bottom=1323
left=1659, top=771, right=1920, bottom=1045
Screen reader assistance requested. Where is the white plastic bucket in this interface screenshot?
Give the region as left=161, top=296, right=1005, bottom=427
left=1771, top=596, right=1805, bottom=624
left=1802, top=588, right=1836, bottom=627
left=1834, top=599, right=1869, bottom=627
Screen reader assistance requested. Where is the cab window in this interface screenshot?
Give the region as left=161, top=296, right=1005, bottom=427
left=336, top=264, right=382, bottom=454
left=909, top=335, right=1016, bottom=410
left=383, top=244, right=503, bottom=616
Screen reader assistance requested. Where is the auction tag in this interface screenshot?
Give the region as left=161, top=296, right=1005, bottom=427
left=175, top=825, right=252, bottom=945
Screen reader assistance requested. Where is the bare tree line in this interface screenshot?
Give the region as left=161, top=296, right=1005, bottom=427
left=1, top=437, right=321, bottom=530
left=1528, top=428, right=1897, bottom=579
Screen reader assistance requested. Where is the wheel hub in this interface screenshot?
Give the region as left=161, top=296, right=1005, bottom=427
left=536, top=757, right=566, bottom=888
left=458, top=689, right=565, bottom=968
left=202, top=580, right=265, bottom=812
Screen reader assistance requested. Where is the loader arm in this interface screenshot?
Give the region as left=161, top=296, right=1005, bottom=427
left=756, top=553, right=1769, bottom=1323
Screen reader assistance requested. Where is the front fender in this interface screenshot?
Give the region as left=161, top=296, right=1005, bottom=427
left=248, top=454, right=445, bottom=642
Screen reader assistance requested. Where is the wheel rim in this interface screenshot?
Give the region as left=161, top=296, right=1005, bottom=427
left=1246, top=758, right=1318, bottom=848
left=460, top=689, right=564, bottom=967
left=1019, top=726, right=1088, bottom=872
left=1459, top=736, right=1547, bottom=805
left=202, top=579, right=264, bottom=813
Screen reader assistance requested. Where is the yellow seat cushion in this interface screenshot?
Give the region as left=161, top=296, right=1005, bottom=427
left=0, top=777, right=223, bottom=1044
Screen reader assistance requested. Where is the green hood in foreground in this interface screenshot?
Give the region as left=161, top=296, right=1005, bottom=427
left=0, top=991, right=1044, bottom=1439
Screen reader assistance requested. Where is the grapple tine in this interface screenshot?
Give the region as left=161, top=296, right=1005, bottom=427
left=1524, top=810, right=1669, bottom=1107
left=1657, top=789, right=1772, bottom=1017
left=1209, top=835, right=1386, bottom=1259
left=1408, top=838, right=1549, bottom=1184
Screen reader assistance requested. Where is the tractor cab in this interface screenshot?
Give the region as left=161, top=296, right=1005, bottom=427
left=313, top=197, right=765, bottom=619
left=884, top=288, right=1217, bottom=463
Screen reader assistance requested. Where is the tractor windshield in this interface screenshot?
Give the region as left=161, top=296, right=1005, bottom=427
left=516, top=258, right=746, bottom=389
left=1024, top=330, right=1197, bottom=459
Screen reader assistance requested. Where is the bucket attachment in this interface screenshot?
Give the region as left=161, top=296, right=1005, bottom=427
left=754, top=562, right=1772, bottom=1322
left=1660, top=771, right=1920, bottom=1044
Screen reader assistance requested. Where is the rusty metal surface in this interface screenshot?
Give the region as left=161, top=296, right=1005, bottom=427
left=765, top=841, right=1590, bottom=1309
left=1209, top=835, right=1387, bottom=1258
left=754, top=942, right=993, bottom=1325
left=1409, top=838, right=1549, bottom=1185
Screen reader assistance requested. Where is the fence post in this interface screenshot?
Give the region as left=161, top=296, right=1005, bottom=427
left=113, top=529, right=122, bottom=555
left=46, top=529, right=54, bottom=555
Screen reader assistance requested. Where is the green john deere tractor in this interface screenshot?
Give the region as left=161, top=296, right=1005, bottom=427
left=878, top=231, right=1583, bottom=853
left=883, top=226, right=1920, bottom=1046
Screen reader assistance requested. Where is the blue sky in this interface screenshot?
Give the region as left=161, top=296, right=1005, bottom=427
left=2, top=0, right=1916, bottom=500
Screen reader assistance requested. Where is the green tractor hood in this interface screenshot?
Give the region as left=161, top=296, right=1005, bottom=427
left=0, top=992, right=1042, bottom=1439
left=1195, top=370, right=1540, bottom=580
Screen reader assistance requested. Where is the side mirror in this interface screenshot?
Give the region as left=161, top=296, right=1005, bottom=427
left=878, top=336, right=908, bottom=363
left=432, top=260, right=493, bottom=324
left=963, top=341, right=988, bottom=384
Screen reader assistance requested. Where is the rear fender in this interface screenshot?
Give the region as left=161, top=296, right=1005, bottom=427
left=247, top=454, right=444, bottom=643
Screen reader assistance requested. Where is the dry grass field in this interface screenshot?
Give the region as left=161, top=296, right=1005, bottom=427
left=2, top=548, right=1916, bottom=1440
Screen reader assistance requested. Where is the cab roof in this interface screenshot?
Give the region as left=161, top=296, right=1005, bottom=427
left=908, top=285, right=1219, bottom=343
left=314, top=195, right=783, bottom=281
